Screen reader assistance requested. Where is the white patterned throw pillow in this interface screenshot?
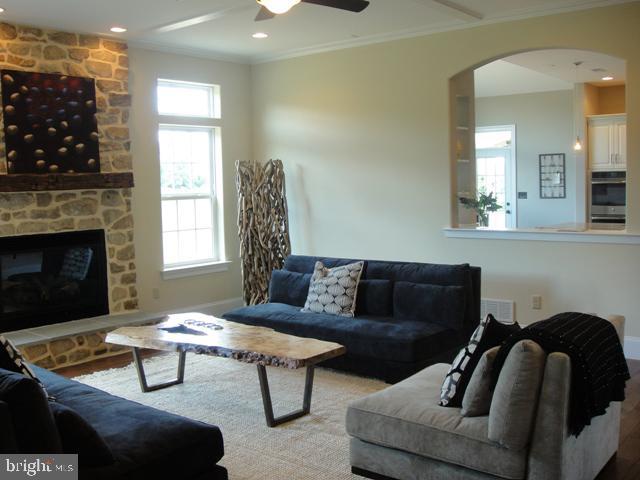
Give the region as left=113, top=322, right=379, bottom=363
left=302, top=261, right=364, bottom=317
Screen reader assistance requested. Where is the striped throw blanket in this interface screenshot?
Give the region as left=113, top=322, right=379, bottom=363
left=493, top=312, right=630, bottom=436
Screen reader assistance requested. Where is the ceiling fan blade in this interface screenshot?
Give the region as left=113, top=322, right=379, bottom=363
left=255, top=6, right=277, bottom=21
left=301, top=0, right=370, bottom=12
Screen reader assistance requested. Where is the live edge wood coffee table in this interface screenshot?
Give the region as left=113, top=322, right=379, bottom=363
left=106, top=313, right=346, bottom=427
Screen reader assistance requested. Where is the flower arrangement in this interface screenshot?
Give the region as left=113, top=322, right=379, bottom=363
left=459, top=188, right=502, bottom=227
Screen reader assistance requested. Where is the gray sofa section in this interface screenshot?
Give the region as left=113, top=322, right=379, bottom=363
left=347, top=315, right=625, bottom=480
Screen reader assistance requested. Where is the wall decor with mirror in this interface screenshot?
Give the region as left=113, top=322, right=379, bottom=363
left=449, top=48, right=627, bottom=232
left=539, top=154, right=566, bottom=199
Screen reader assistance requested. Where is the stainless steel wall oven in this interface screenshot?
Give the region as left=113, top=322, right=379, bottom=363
left=590, top=171, right=626, bottom=224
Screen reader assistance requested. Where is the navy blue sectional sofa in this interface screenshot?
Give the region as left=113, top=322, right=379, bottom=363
left=0, top=366, right=227, bottom=480
left=224, top=255, right=481, bottom=383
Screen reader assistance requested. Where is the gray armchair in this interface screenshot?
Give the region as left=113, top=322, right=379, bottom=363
left=347, top=315, right=625, bottom=480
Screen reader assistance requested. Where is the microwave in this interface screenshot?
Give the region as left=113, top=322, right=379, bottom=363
left=590, top=171, right=626, bottom=224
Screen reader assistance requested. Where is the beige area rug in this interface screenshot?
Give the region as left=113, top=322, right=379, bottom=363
left=75, top=354, right=387, bottom=480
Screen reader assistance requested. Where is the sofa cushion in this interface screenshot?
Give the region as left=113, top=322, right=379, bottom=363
left=346, top=363, right=527, bottom=479
left=461, top=346, right=499, bottom=417
left=33, top=366, right=224, bottom=479
left=49, top=401, right=115, bottom=467
left=440, top=314, right=520, bottom=408
left=224, top=303, right=460, bottom=363
left=393, top=281, right=466, bottom=330
left=0, top=369, right=62, bottom=454
left=356, top=279, right=392, bottom=316
left=302, top=261, right=364, bottom=317
left=489, top=340, right=546, bottom=451
left=268, top=270, right=312, bottom=307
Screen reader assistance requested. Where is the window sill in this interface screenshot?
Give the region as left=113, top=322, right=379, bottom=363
left=162, top=261, right=231, bottom=280
left=443, top=226, right=640, bottom=245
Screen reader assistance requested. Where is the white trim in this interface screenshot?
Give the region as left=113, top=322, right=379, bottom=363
left=443, top=227, right=640, bottom=244
left=624, top=336, right=640, bottom=360
left=162, top=260, right=231, bottom=280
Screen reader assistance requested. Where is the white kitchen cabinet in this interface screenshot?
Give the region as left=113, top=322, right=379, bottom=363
left=588, top=114, right=627, bottom=171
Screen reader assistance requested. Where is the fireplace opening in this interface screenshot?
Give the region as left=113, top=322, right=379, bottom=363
left=0, top=229, right=109, bottom=332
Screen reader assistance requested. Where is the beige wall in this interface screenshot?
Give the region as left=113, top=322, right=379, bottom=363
left=129, top=48, right=249, bottom=312
left=251, top=4, right=640, bottom=335
left=476, top=90, right=576, bottom=228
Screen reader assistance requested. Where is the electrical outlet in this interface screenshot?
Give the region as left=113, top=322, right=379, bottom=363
left=152, top=288, right=160, bottom=300
left=531, top=295, right=542, bottom=310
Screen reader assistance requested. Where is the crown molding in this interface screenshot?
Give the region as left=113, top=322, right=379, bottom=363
left=250, top=0, right=635, bottom=64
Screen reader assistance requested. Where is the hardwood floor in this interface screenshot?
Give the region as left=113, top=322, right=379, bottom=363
left=57, top=355, right=640, bottom=480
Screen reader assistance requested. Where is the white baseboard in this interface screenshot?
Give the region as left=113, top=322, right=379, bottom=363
left=624, top=336, right=640, bottom=360
left=166, top=297, right=244, bottom=317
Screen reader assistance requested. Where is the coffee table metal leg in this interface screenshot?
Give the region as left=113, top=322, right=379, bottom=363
left=257, top=364, right=315, bottom=427
left=132, top=347, right=186, bottom=393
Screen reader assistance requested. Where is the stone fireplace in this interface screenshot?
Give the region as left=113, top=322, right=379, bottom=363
left=0, top=22, right=139, bottom=369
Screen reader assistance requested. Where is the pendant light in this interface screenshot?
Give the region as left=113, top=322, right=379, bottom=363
left=573, top=61, right=583, bottom=151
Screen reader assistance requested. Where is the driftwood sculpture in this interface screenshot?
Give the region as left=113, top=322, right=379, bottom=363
left=236, top=159, right=291, bottom=305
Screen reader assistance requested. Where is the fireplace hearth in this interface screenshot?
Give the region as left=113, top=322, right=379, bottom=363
left=0, top=229, right=109, bottom=332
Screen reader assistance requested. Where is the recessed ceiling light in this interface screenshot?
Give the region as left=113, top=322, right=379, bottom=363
left=252, top=32, right=269, bottom=39
left=601, top=76, right=614, bottom=81
left=110, top=26, right=127, bottom=33
left=0, top=7, right=5, bottom=13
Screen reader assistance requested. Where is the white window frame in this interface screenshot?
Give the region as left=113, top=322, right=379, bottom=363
left=155, top=79, right=227, bottom=277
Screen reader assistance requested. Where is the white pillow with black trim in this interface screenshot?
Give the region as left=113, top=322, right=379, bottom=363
left=302, top=261, right=364, bottom=317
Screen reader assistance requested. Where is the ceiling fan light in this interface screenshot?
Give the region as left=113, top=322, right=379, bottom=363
left=258, top=0, right=301, bottom=15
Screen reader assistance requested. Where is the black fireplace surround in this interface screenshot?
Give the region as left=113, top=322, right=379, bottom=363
left=0, top=229, right=109, bottom=332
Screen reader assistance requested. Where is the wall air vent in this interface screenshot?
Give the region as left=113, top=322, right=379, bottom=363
left=481, top=298, right=515, bottom=324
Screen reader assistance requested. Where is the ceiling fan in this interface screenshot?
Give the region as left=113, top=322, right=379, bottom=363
left=255, top=0, right=370, bottom=21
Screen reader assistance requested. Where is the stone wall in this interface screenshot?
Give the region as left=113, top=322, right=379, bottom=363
left=0, top=21, right=138, bottom=314
left=0, top=188, right=137, bottom=312
left=22, top=330, right=129, bottom=370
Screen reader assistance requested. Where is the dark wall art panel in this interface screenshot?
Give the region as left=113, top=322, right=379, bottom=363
left=1, top=69, right=100, bottom=174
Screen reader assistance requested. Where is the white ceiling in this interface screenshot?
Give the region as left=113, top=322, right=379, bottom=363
left=475, top=49, right=626, bottom=97
left=0, top=0, right=634, bottom=63
left=475, top=60, right=573, bottom=98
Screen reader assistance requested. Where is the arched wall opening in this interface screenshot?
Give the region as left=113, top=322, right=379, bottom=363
left=449, top=48, right=627, bottom=232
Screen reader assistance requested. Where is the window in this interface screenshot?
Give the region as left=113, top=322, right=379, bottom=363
left=156, top=80, right=224, bottom=272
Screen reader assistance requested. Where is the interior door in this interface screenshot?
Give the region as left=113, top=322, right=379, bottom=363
left=475, top=126, right=517, bottom=229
